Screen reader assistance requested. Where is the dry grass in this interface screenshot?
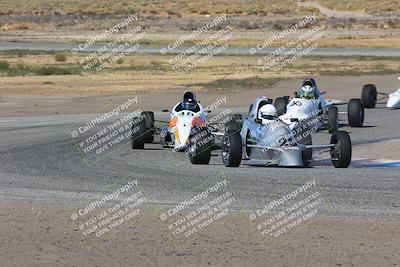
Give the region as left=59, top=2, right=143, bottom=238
left=316, top=37, right=400, bottom=49
left=320, top=0, right=400, bottom=14
left=0, top=0, right=398, bottom=39
left=89, top=36, right=400, bottom=49
left=0, top=0, right=400, bottom=18
left=0, top=0, right=301, bottom=16
left=1, top=0, right=398, bottom=16
left=0, top=52, right=399, bottom=96
left=1, top=22, right=32, bottom=30
left=54, top=53, right=68, bottom=62
left=220, top=37, right=400, bottom=49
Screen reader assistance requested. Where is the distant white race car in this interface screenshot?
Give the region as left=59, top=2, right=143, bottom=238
left=361, top=77, right=400, bottom=109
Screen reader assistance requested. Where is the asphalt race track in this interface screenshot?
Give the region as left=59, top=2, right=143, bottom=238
left=1, top=103, right=399, bottom=219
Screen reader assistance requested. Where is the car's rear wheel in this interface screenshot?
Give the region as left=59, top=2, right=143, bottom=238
left=330, top=131, right=352, bottom=168
left=327, top=106, right=339, bottom=134
left=231, top=113, right=243, bottom=129
left=361, top=84, right=377, bottom=108
left=348, top=98, right=364, bottom=127
left=131, top=116, right=146, bottom=149
left=188, top=126, right=213, bottom=164
left=141, top=111, right=154, bottom=143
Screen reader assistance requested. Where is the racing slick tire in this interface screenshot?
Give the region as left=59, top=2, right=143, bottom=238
left=141, top=111, right=154, bottom=143
left=233, top=113, right=242, bottom=120
left=348, top=98, right=364, bottom=127
left=188, top=126, right=213, bottom=164
left=361, top=84, right=377, bottom=108
left=327, top=106, right=339, bottom=134
left=231, top=113, right=243, bottom=129
left=274, top=96, right=289, bottom=116
left=330, top=131, right=352, bottom=168
left=222, top=123, right=242, bottom=167
left=131, top=116, right=146, bottom=149
left=299, top=133, right=313, bottom=166
left=226, top=118, right=242, bottom=132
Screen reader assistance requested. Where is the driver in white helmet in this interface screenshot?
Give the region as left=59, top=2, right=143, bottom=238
left=258, top=104, right=278, bottom=125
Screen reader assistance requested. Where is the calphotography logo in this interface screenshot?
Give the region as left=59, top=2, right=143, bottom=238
left=159, top=178, right=238, bottom=249
left=68, top=97, right=141, bottom=164
left=72, top=14, right=146, bottom=72
left=249, top=15, right=324, bottom=72
left=248, top=179, right=328, bottom=244
left=69, top=177, right=147, bottom=247
left=160, top=15, right=234, bottom=72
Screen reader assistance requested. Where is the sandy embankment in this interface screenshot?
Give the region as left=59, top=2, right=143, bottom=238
left=0, top=201, right=399, bottom=266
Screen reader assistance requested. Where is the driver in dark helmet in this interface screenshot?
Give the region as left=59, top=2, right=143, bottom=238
left=180, top=91, right=200, bottom=112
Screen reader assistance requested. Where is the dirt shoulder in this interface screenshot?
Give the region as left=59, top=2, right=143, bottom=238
left=0, top=74, right=398, bottom=118
left=0, top=201, right=399, bottom=266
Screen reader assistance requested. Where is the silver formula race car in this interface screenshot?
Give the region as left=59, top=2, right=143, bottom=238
left=275, top=78, right=365, bottom=133
left=189, top=97, right=352, bottom=168
left=361, top=77, right=400, bottom=109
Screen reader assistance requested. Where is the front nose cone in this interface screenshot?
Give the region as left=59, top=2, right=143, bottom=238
left=387, top=95, right=400, bottom=108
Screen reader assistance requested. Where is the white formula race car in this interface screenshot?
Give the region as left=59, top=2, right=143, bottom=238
left=131, top=91, right=240, bottom=165
left=361, top=77, right=400, bottom=109
left=131, top=91, right=208, bottom=151
left=275, top=78, right=364, bottom=133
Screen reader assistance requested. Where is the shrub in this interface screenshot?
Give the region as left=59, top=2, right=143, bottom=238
left=34, top=66, right=80, bottom=76
left=150, top=60, right=161, bottom=67
left=5, top=63, right=27, bottom=76
left=3, top=22, right=30, bottom=30
left=272, top=23, right=284, bottom=30
left=0, top=60, right=9, bottom=70
left=116, top=58, right=124, bottom=64
left=54, top=53, right=67, bottom=62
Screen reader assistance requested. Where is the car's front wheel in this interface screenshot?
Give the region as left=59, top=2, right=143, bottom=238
left=221, top=130, right=242, bottom=167
left=188, top=126, right=213, bottom=164
left=299, top=132, right=313, bottom=166
left=330, top=131, right=352, bottom=168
